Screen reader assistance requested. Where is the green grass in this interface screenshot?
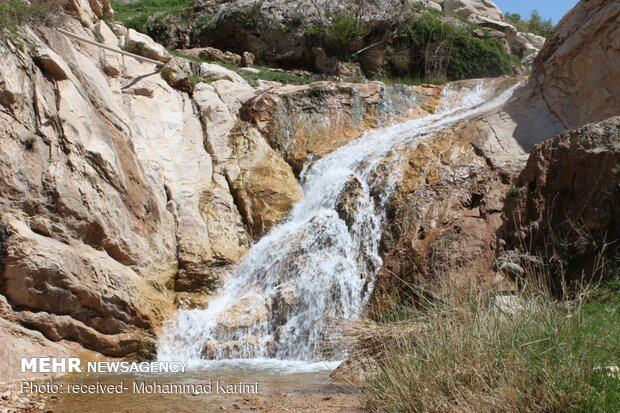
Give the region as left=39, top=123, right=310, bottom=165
left=354, top=276, right=620, bottom=413
left=111, top=0, right=195, bottom=33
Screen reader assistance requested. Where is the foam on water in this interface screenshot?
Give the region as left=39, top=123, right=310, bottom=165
left=158, top=80, right=519, bottom=368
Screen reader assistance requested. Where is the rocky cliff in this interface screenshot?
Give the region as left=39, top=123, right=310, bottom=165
left=0, top=0, right=618, bottom=381
left=459, top=0, right=620, bottom=173
left=370, top=0, right=620, bottom=308
left=0, top=0, right=450, bottom=378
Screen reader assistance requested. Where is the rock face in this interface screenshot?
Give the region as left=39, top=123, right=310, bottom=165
left=371, top=82, right=516, bottom=311
left=504, top=117, right=620, bottom=263
left=0, top=0, right=305, bottom=368
left=462, top=0, right=620, bottom=173
left=0, top=0, right=452, bottom=371
left=529, top=0, right=620, bottom=130
left=242, top=82, right=442, bottom=173
left=443, top=0, right=503, bottom=22
left=125, top=29, right=171, bottom=63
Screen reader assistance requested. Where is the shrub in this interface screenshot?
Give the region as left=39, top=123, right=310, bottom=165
left=505, top=10, right=554, bottom=38
left=160, top=66, right=175, bottom=83
left=400, top=12, right=513, bottom=80
left=23, top=136, right=36, bottom=151
left=385, top=46, right=411, bottom=75
left=324, top=11, right=363, bottom=55
left=0, top=0, right=66, bottom=37
left=192, top=13, right=218, bottom=34
left=239, top=0, right=264, bottom=30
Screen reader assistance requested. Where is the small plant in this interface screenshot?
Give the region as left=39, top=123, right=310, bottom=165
left=0, top=0, right=66, bottom=39
left=507, top=185, right=522, bottom=200
left=240, top=0, right=264, bottom=30
left=93, top=26, right=104, bottom=43
left=134, top=41, right=148, bottom=57
left=160, top=66, right=175, bottom=83
left=282, top=13, right=304, bottom=33
left=188, top=74, right=199, bottom=89
left=385, top=45, right=411, bottom=75
left=23, top=136, right=36, bottom=151
left=324, top=10, right=363, bottom=55
left=192, top=13, right=218, bottom=34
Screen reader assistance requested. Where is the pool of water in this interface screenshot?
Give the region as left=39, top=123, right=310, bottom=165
left=41, top=362, right=361, bottom=412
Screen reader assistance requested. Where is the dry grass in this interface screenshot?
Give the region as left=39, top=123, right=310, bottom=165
left=337, top=234, right=620, bottom=413
left=344, top=281, right=620, bottom=413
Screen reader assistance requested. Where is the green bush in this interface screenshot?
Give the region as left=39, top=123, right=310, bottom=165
left=192, top=13, right=218, bottom=34
left=505, top=10, right=554, bottom=37
left=324, top=11, right=363, bottom=55
left=0, top=0, right=65, bottom=37
left=400, top=12, right=513, bottom=80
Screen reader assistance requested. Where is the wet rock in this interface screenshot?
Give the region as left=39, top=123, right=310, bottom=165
left=372, top=121, right=509, bottom=312
left=241, top=81, right=441, bottom=174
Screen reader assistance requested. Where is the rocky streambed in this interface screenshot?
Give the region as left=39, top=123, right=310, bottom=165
left=25, top=366, right=360, bottom=413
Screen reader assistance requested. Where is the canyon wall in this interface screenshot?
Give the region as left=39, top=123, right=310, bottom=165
left=0, top=0, right=618, bottom=380
left=0, top=0, right=446, bottom=379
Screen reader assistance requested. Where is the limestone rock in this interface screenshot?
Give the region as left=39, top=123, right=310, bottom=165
left=32, top=48, right=72, bottom=80
left=125, top=29, right=171, bottom=63
left=372, top=124, right=507, bottom=312
left=1, top=221, right=174, bottom=357
left=530, top=0, right=620, bottom=129
left=504, top=117, right=620, bottom=258
left=179, top=47, right=242, bottom=65
left=462, top=1, right=620, bottom=174
left=443, top=0, right=503, bottom=22
left=224, top=124, right=303, bottom=238
left=241, top=51, right=255, bottom=67
left=241, top=81, right=442, bottom=173
left=0, top=317, right=72, bottom=382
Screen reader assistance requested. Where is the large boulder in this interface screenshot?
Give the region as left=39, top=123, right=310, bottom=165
left=125, top=29, right=171, bottom=63
left=461, top=0, right=620, bottom=173
left=1, top=221, right=174, bottom=358
left=504, top=117, right=620, bottom=261
left=530, top=0, right=620, bottom=130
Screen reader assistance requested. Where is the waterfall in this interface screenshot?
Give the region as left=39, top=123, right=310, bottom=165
left=158, top=80, right=519, bottom=366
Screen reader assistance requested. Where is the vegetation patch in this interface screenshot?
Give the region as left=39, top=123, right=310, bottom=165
left=505, top=11, right=554, bottom=38
left=110, top=0, right=195, bottom=33
left=398, top=11, right=513, bottom=80
left=0, top=0, right=65, bottom=41
left=354, top=275, right=620, bottom=413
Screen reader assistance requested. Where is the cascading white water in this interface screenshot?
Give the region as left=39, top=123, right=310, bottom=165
left=158, top=80, right=519, bottom=365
